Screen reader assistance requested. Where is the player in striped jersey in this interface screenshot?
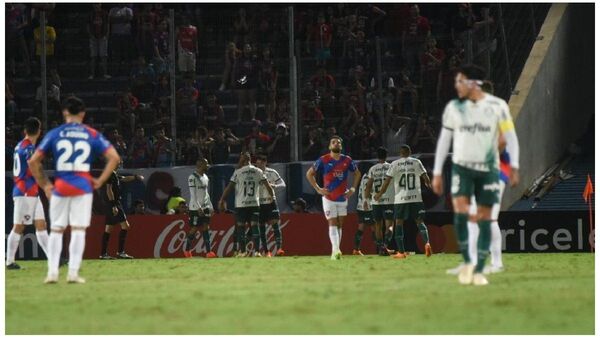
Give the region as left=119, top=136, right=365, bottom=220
left=352, top=173, right=375, bottom=256
left=255, top=154, right=286, bottom=257
left=7, top=118, right=49, bottom=270
left=184, top=158, right=217, bottom=258
left=306, top=136, right=361, bottom=260
left=364, top=147, right=395, bottom=255
left=29, top=96, right=120, bottom=284
left=219, top=152, right=274, bottom=257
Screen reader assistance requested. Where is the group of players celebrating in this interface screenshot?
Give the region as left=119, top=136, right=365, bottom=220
left=7, top=64, right=518, bottom=287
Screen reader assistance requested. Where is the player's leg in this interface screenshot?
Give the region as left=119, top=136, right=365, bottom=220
left=467, top=196, right=479, bottom=265
left=33, top=198, right=49, bottom=257
left=45, top=195, right=70, bottom=283
left=270, top=203, right=284, bottom=256
left=488, top=181, right=505, bottom=273
left=450, top=165, right=476, bottom=266
left=353, top=219, right=366, bottom=255
left=7, top=197, right=32, bottom=269
left=65, top=194, right=94, bottom=283
left=414, top=207, right=432, bottom=257
left=471, top=171, right=500, bottom=285
left=116, top=214, right=133, bottom=259
left=250, top=207, right=261, bottom=257
left=391, top=204, right=407, bottom=258
left=335, top=201, right=348, bottom=258
left=201, top=219, right=216, bottom=258
left=100, top=224, right=115, bottom=259
left=258, top=205, right=269, bottom=255
left=323, top=197, right=340, bottom=259
left=184, top=225, right=199, bottom=257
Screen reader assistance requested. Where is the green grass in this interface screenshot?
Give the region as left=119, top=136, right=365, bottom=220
left=5, top=253, right=594, bottom=334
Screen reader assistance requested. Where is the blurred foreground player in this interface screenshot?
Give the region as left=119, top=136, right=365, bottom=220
left=7, top=118, right=49, bottom=270
left=306, top=136, right=360, bottom=260
left=29, top=96, right=120, bottom=284
left=99, top=169, right=143, bottom=259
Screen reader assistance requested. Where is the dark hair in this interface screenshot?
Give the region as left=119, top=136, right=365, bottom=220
left=481, top=80, right=494, bottom=94
left=134, top=199, right=144, bottom=207
left=400, top=144, right=412, bottom=155
left=330, top=135, right=343, bottom=143
left=456, top=64, right=486, bottom=82
left=24, top=117, right=41, bottom=135
left=376, top=147, right=387, bottom=160
left=256, top=154, right=267, bottom=161
left=61, top=96, right=86, bottom=115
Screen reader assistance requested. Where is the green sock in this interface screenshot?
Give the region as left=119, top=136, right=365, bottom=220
left=475, top=220, right=492, bottom=273
left=354, top=229, right=363, bottom=250
left=236, top=226, right=246, bottom=253
left=394, top=224, right=405, bottom=252
left=454, top=213, right=470, bottom=263
left=272, top=222, right=282, bottom=248
left=417, top=223, right=429, bottom=244
left=202, top=230, right=211, bottom=253
left=259, top=224, right=268, bottom=251
left=251, top=225, right=261, bottom=253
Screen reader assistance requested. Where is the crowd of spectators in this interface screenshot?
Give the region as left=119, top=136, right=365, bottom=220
left=6, top=3, right=498, bottom=169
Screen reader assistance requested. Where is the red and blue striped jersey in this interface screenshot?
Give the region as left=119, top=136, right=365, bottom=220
left=35, top=123, right=113, bottom=196
left=313, top=153, right=357, bottom=202
left=13, top=138, right=39, bottom=197
left=499, top=150, right=511, bottom=184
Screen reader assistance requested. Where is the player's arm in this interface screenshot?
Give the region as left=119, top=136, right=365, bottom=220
left=421, top=173, right=432, bottom=190
left=94, top=147, right=121, bottom=189
left=188, top=176, right=199, bottom=210
left=218, top=181, right=235, bottom=212
left=272, top=173, right=286, bottom=189
left=28, top=150, right=52, bottom=199
left=261, top=179, right=274, bottom=198
left=120, top=174, right=143, bottom=183
left=306, top=166, right=329, bottom=196
left=345, top=168, right=361, bottom=199
left=364, top=177, right=375, bottom=201
left=105, top=182, right=120, bottom=216
left=374, top=176, right=392, bottom=201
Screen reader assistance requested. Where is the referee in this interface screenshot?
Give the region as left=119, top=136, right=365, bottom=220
left=100, top=170, right=144, bottom=259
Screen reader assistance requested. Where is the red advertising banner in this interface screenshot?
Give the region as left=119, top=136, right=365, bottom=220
left=85, top=214, right=448, bottom=258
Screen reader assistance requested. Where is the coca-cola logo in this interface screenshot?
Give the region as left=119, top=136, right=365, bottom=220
left=154, top=219, right=290, bottom=257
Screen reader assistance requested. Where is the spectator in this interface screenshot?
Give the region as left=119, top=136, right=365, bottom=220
left=167, top=201, right=189, bottom=215
left=164, top=187, right=186, bottom=214
left=128, top=126, right=153, bottom=168
left=33, top=16, right=57, bottom=71
left=273, top=95, right=290, bottom=125
left=177, top=15, right=198, bottom=76
left=292, top=198, right=308, bottom=213
left=6, top=3, right=31, bottom=76
left=385, top=116, right=411, bottom=156
left=130, top=56, right=156, bottom=103
left=308, top=13, right=333, bottom=67
left=266, top=122, right=290, bottom=163
left=258, top=46, right=278, bottom=121
left=451, top=4, right=476, bottom=49
left=34, top=74, right=60, bottom=119
left=182, top=127, right=214, bottom=165
left=153, top=19, right=170, bottom=74
left=218, top=42, right=241, bottom=91
left=401, top=4, right=430, bottom=73
left=232, top=8, right=251, bottom=46
left=136, top=4, right=158, bottom=60
left=116, top=90, right=140, bottom=136
left=176, top=76, right=200, bottom=131
left=303, top=128, right=324, bottom=161
left=233, top=43, right=259, bottom=121
left=130, top=199, right=149, bottom=215
left=349, top=124, right=376, bottom=160
left=395, top=68, right=419, bottom=117
left=420, top=37, right=445, bottom=115
left=108, top=5, right=134, bottom=75
left=154, top=74, right=170, bottom=114
left=202, top=93, right=225, bottom=131
left=301, top=100, right=324, bottom=128
left=410, top=115, right=437, bottom=153
left=344, top=30, right=371, bottom=69
left=212, top=127, right=241, bottom=164
left=243, top=119, right=271, bottom=155
left=151, top=126, right=175, bottom=167
left=6, top=79, right=18, bottom=122
left=106, top=128, right=128, bottom=162
left=310, top=67, right=336, bottom=112
left=88, top=4, right=110, bottom=79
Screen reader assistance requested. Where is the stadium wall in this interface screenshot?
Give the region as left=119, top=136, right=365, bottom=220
left=503, top=3, right=594, bottom=208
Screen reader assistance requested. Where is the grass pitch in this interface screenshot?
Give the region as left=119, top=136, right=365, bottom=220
left=5, top=253, right=594, bottom=334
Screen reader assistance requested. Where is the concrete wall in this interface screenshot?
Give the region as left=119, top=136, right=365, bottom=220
left=503, top=3, right=594, bottom=208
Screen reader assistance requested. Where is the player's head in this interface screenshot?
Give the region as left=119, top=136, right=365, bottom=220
left=328, top=135, right=343, bottom=154
left=61, top=95, right=86, bottom=120
left=481, top=80, right=494, bottom=94
left=238, top=151, right=251, bottom=167
left=376, top=147, right=387, bottom=161
left=23, top=117, right=41, bottom=138
left=255, top=153, right=268, bottom=169
left=454, top=64, right=486, bottom=99
left=399, top=144, right=412, bottom=158
left=133, top=199, right=145, bottom=214
left=196, top=158, right=209, bottom=172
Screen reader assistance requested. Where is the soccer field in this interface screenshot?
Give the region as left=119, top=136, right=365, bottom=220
left=5, top=253, right=594, bottom=334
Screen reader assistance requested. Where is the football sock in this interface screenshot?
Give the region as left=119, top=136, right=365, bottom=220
left=184, top=233, right=195, bottom=251
left=101, top=232, right=110, bottom=255
left=6, top=230, right=21, bottom=265
left=417, top=222, right=430, bottom=244
left=118, top=229, right=128, bottom=253
left=237, top=227, right=246, bottom=253
left=47, top=232, right=63, bottom=277
left=384, top=227, right=393, bottom=247
left=353, top=229, right=363, bottom=250
left=328, top=226, right=340, bottom=254
left=337, top=226, right=342, bottom=243
left=68, top=230, right=86, bottom=277
left=272, top=222, right=282, bottom=248
left=35, top=230, right=49, bottom=256
left=467, top=221, right=479, bottom=265
left=394, top=224, right=405, bottom=252
left=259, top=224, right=268, bottom=251
left=202, top=230, right=211, bottom=252
left=454, top=213, right=470, bottom=263
left=475, top=220, right=492, bottom=273
left=233, top=227, right=239, bottom=251
left=251, top=225, right=260, bottom=253
left=490, top=221, right=503, bottom=268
